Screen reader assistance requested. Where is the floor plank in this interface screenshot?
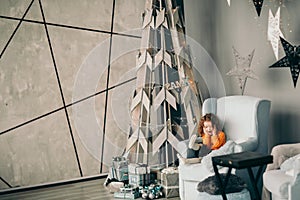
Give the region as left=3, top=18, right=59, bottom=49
left=0, top=178, right=180, bottom=200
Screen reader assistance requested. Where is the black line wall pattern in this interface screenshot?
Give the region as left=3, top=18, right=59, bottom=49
left=0, top=0, right=144, bottom=189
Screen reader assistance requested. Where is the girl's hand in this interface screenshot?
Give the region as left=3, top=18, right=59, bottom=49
left=212, top=126, right=217, bottom=136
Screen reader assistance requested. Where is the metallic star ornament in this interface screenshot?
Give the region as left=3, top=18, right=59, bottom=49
left=268, top=7, right=284, bottom=60
left=227, top=47, right=258, bottom=95
left=269, top=37, right=300, bottom=88
left=253, top=0, right=264, bottom=16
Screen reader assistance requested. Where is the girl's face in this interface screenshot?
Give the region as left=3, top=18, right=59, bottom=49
left=203, top=121, right=215, bottom=135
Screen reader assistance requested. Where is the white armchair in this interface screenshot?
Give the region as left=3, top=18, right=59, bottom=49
left=263, top=143, right=300, bottom=200
left=177, top=95, right=271, bottom=200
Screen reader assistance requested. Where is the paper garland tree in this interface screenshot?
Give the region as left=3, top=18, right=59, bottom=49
left=269, top=37, right=300, bottom=88
left=226, top=47, right=258, bottom=95
left=253, top=0, right=264, bottom=16
left=126, top=0, right=202, bottom=165
left=268, top=7, right=284, bottom=60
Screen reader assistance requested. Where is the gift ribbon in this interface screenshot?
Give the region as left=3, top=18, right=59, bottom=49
left=130, top=163, right=149, bottom=174
left=161, top=167, right=178, bottom=174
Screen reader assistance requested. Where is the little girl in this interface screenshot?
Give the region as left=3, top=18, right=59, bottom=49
left=178, top=113, right=226, bottom=164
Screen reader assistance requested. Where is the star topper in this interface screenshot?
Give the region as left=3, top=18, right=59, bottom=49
left=253, top=0, right=264, bottom=16
left=269, top=37, right=300, bottom=88
left=268, top=7, right=284, bottom=60
left=227, top=47, right=258, bottom=95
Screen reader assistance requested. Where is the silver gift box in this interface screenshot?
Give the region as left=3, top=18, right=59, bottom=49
left=109, top=166, right=129, bottom=182
left=159, top=171, right=179, bottom=187
left=128, top=163, right=150, bottom=174
left=162, top=185, right=179, bottom=198
left=129, top=173, right=150, bottom=187
left=112, top=156, right=128, bottom=169
left=114, top=190, right=139, bottom=199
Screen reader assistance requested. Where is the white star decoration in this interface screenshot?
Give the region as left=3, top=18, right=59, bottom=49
left=268, top=7, right=284, bottom=60
left=227, top=0, right=230, bottom=6
left=227, top=47, right=258, bottom=95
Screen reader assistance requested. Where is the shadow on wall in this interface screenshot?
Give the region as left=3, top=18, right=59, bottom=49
left=269, top=111, right=300, bottom=151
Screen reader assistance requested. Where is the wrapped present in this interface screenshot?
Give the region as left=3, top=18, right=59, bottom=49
left=150, top=164, right=165, bottom=173
left=129, top=173, right=151, bottom=187
left=114, top=186, right=140, bottom=199
left=162, top=185, right=179, bottom=198
left=114, top=192, right=139, bottom=199
left=149, top=164, right=165, bottom=181
left=110, top=166, right=129, bottom=182
left=119, top=185, right=138, bottom=193
left=109, top=156, right=129, bottom=182
left=112, top=156, right=128, bottom=169
left=128, top=163, right=150, bottom=174
left=160, top=167, right=179, bottom=186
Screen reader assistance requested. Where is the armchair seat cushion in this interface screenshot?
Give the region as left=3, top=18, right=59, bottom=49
left=263, top=169, right=293, bottom=199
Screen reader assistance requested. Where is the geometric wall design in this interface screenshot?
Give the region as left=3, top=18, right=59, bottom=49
left=0, top=0, right=144, bottom=189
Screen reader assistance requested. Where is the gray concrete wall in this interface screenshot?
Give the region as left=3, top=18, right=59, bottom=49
left=0, top=0, right=145, bottom=189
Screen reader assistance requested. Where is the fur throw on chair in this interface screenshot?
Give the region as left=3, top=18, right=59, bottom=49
left=197, top=174, right=246, bottom=195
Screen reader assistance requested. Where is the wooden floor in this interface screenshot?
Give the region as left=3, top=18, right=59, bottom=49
left=0, top=178, right=180, bottom=200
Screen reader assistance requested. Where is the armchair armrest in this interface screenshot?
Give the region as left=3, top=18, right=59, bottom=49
left=267, top=143, right=300, bottom=171
left=177, top=139, right=189, bottom=158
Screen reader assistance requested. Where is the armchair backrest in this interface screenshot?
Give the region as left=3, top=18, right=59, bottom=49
left=202, top=95, right=271, bottom=154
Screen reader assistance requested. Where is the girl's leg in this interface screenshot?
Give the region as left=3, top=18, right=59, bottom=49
left=187, top=148, right=199, bottom=158
left=178, top=148, right=201, bottom=164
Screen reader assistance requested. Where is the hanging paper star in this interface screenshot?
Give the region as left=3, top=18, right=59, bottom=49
left=268, top=8, right=284, bottom=60
left=227, top=47, right=258, bottom=95
left=227, top=0, right=230, bottom=6
left=253, top=0, right=264, bottom=16
left=269, top=37, right=300, bottom=88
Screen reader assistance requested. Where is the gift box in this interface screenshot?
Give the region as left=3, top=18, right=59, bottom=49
left=149, top=164, right=165, bottom=182
left=160, top=167, right=179, bottom=198
left=160, top=167, right=179, bottom=187
left=129, top=173, right=151, bottom=187
left=128, top=163, right=150, bottom=174
left=112, top=156, right=128, bottom=169
left=114, top=187, right=140, bottom=199
left=114, top=186, right=139, bottom=199
left=162, top=185, right=179, bottom=198
left=110, top=166, right=129, bottom=182
left=109, top=156, right=129, bottom=182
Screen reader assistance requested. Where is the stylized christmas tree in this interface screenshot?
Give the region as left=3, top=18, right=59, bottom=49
left=126, top=0, right=202, bottom=166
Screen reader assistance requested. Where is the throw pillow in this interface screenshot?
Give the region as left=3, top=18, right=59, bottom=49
left=197, top=174, right=246, bottom=195
left=280, top=154, right=300, bottom=171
